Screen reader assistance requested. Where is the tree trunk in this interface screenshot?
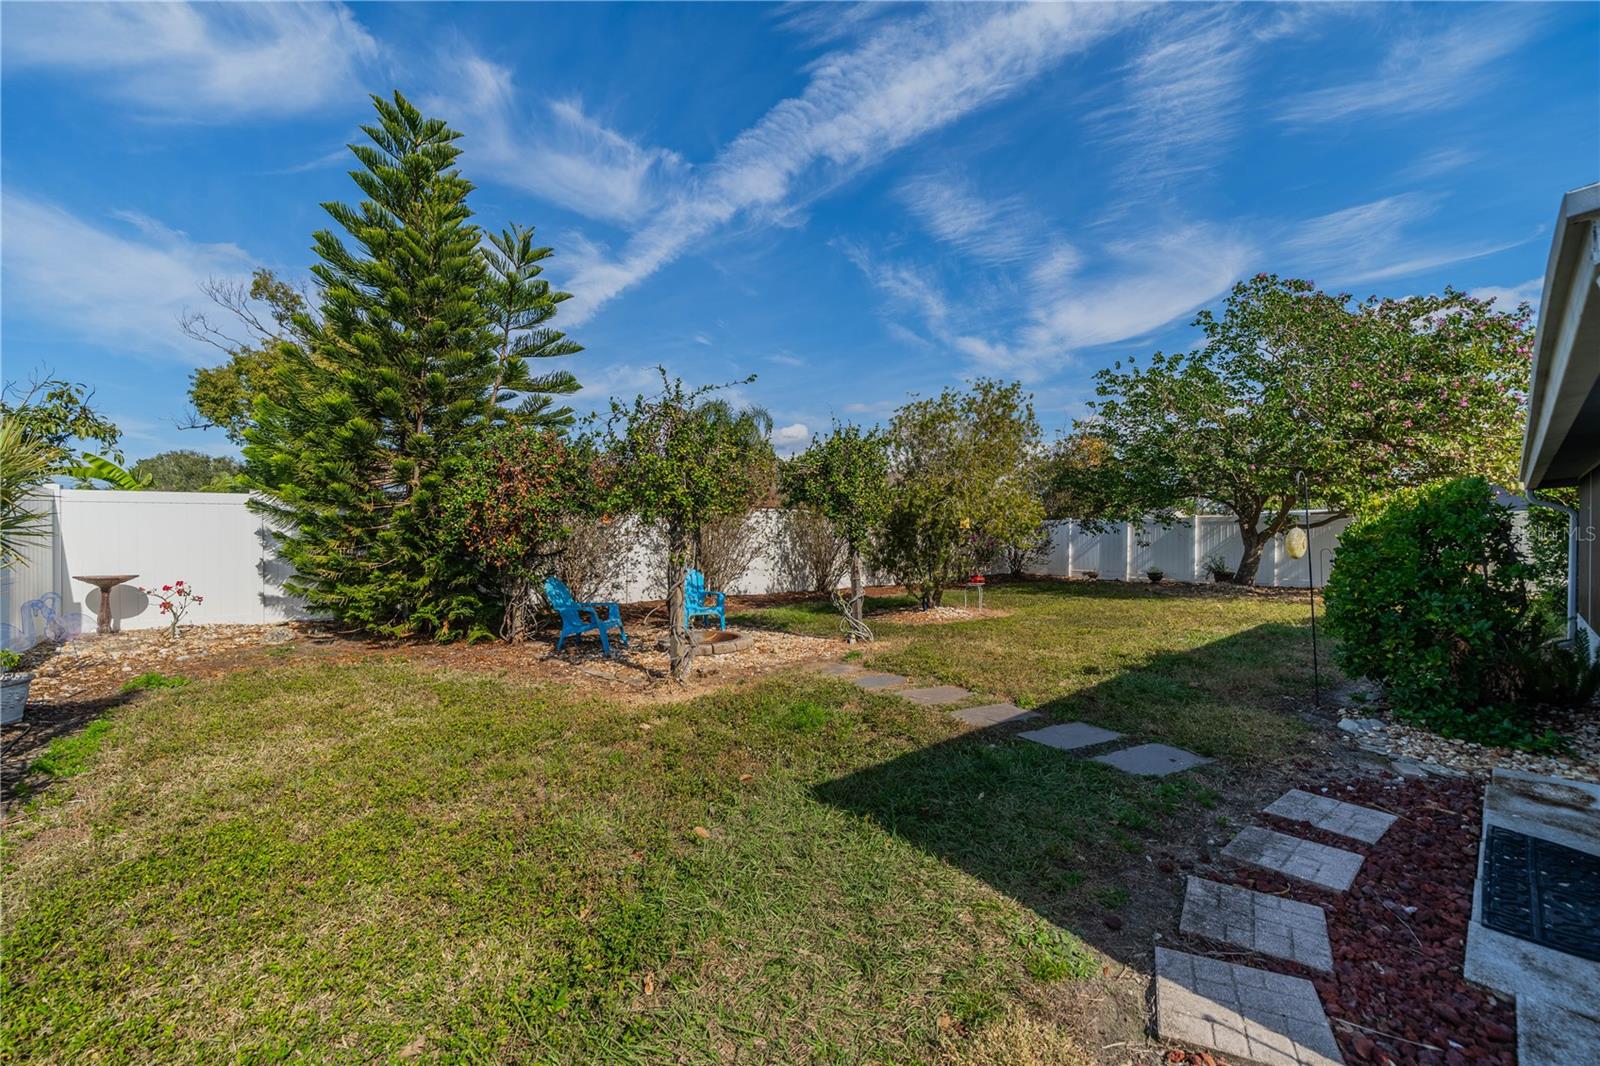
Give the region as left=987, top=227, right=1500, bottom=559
left=1233, top=519, right=1266, bottom=586
left=848, top=544, right=865, bottom=623
left=666, top=519, right=694, bottom=682
left=503, top=576, right=530, bottom=643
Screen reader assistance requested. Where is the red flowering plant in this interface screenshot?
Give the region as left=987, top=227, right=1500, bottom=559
left=439, top=427, right=593, bottom=642
left=138, top=579, right=203, bottom=639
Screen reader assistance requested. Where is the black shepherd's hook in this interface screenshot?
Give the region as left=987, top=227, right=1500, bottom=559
left=1297, top=471, right=1321, bottom=710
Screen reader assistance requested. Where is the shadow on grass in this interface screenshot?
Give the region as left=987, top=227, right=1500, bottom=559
left=1, top=691, right=134, bottom=807
left=813, top=622, right=1320, bottom=967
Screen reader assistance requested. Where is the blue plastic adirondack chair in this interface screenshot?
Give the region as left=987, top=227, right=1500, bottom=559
left=684, top=568, right=726, bottom=630
left=543, top=577, right=628, bottom=656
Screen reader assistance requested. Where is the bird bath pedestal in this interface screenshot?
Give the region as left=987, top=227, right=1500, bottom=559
left=73, top=574, right=138, bottom=635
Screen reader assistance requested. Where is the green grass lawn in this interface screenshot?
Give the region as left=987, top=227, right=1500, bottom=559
left=2, top=581, right=1322, bottom=1063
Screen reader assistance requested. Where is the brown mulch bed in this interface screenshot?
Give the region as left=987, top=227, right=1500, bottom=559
left=1183, top=774, right=1510, bottom=1066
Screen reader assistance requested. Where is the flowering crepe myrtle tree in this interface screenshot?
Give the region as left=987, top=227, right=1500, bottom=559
left=601, top=371, right=770, bottom=682
left=780, top=423, right=890, bottom=625
left=1064, top=274, right=1532, bottom=585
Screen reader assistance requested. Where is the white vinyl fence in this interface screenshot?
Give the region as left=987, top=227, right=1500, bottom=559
left=1036, top=513, right=1349, bottom=588
left=1, top=488, right=303, bottom=651
left=1, top=488, right=1347, bottom=652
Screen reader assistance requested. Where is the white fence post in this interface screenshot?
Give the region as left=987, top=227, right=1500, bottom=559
left=1190, top=505, right=1201, bottom=583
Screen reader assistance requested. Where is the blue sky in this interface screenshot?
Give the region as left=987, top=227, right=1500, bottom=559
left=2, top=2, right=1595, bottom=462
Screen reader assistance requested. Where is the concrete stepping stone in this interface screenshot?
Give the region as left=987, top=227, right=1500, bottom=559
left=1265, top=788, right=1396, bottom=844
left=1018, top=721, right=1123, bottom=751
left=1180, top=876, right=1334, bottom=972
left=1518, top=995, right=1600, bottom=1066
left=1093, top=743, right=1212, bottom=776
left=1223, top=827, right=1364, bottom=892
left=950, top=703, right=1040, bottom=728
left=851, top=672, right=909, bottom=691
left=899, top=685, right=970, bottom=706
left=810, top=661, right=864, bottom=677
left=1154, top=947, right=1345, bottom=1066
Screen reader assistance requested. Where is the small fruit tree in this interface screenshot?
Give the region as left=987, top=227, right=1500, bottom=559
left=780, top=423, right=889, bottom=625
left=875, top=380, right=1044, bottom=608
left=441, top=427, right=589, bottom=641
left=603, top=372, right=770, bottom=681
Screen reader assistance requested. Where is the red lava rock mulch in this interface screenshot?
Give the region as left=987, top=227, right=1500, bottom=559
left=1217, top=775, right=1512, bottom=1066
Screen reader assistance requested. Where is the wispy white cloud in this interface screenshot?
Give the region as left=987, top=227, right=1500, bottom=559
left=1284, top=193, right=1534, bottom=285
left=1094, top=9, right=1254, bottom=194
left=430, top=57, right=687, bottom=226
left=836, top=241, right=953, bottom=339
left=896, top=174, right=1053, bottom=265
left=845, top=223, right=1253, bottom=376
left=771, top=422, right=811, bottom=454
left=1, top=193, right=254, bottom=360
left=560, top=3, right=1137, bottom=325
left=2, top=2, right=379, bottom=119
left=1394, top=146, right=1480, bottom=183
left=568, top=362, right=666, bottom=414
left=775, top=2, right=898, bottom=49
left=1279, top=8, right=1545, bottom=125
left=1470, top=277, right=1543, bottom=314
left=267, top=144, right=357, bottom=176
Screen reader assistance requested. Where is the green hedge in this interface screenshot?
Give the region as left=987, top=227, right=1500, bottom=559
left=1324, top=477, right=1554, bottom=749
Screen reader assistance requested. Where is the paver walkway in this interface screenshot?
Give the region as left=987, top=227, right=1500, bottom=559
left=1223, top=827, right=1364, bottom=892
left=1265, top=789, right=1396, bottom=844
left=1180, top=876, right=1334, bottom=971
left=1018, top=721, right=1123, bottom=751
left=850, top=672, right=910, bottom=691
left=837, top=659, right=1212, bottom=777
left=899, top=685, right=971, bottom=706
left=950, top=703, right=1039, bottom=728
left=1093, top=743, right=1212, bottom=777
left=1154, top=947, right=1345, bottom=1066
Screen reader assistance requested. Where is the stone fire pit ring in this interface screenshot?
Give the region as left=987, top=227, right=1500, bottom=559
left=687, top=630, right=755, bottom=655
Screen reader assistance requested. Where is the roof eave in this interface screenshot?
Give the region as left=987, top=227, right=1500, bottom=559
left=1521, top=183, right=1600, bottom=489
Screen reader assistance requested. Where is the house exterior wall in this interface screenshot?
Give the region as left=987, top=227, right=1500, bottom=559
left=1581, top=465, right=1599, bottom=642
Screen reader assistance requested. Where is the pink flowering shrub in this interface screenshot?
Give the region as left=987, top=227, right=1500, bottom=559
left=139, top=579, right=203, bottom=639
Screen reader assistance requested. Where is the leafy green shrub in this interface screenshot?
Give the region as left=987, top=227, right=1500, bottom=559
left=1324, top=477, right=1551, bottom=748
left=1512, top=629, right=1600, bottom=710
left=441, top=427, right=589, bottom=642
left=120, top=672, right=190, bottom=694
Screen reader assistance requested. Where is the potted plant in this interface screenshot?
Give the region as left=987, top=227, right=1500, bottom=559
left=1, top=649, right=32, bottom=725
left=1202, top=552, right=1232, bottom=583
left=1145, top=568, right=1165, bottom=585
